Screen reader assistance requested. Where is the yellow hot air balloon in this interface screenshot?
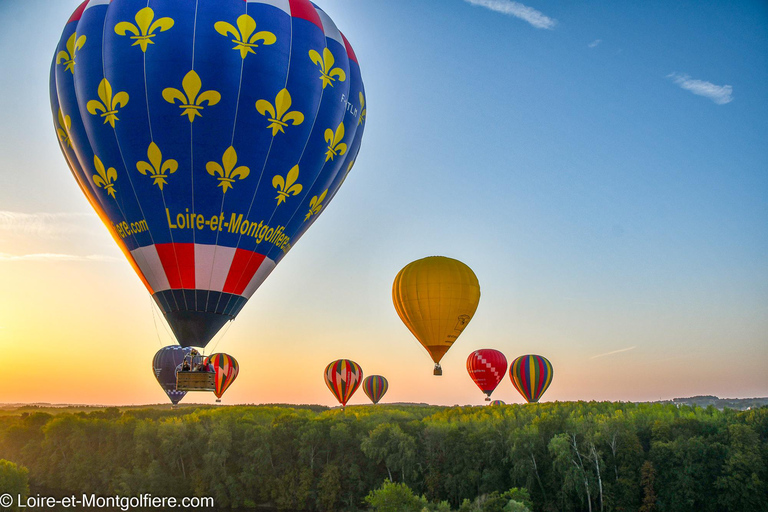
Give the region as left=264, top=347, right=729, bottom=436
left=392, top=256, right=481, bottom=375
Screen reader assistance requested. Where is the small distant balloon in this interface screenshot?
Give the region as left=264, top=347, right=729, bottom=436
left=152, top=345, right=191, bottom=405
left=206, top=353, right=239, bottom=402
left=324, top=359, right=363, bottom=408
left=362, top=375, right=388, bottom=404
left=467, top=349, right=507, bottom=401
left=392, top=256, right=480, bottom=375
left=509, top=355, right=553, bottom=403
left=490, top=400, right=505, bottom=406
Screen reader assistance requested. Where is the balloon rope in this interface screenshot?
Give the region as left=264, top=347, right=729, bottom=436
left=207, top=319, right=234, bottom=356
left=150, top=296, right=174, bottom=345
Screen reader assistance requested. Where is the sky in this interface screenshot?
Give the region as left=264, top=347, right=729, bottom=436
left=0, top=0, right=766, bottom=407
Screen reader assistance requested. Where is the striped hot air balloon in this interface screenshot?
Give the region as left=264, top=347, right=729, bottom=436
left=50, top=0, right=366, bottom=349
left=509, top=355, right=553, bottom=403
left=206, top=353, right=239, bottom=402
left=362, top=375, right=388, bottom=404
left=466, top=349, right=507, bottom=401
left=489, top=400, right=505, bottom=406
left=324, top=359, right=362, bottom=408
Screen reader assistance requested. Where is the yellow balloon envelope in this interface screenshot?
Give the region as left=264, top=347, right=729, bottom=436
left=392, top=256, right=481, bottom=375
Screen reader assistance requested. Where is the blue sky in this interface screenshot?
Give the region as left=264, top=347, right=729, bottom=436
left=0, top=0, right=766, bottom=405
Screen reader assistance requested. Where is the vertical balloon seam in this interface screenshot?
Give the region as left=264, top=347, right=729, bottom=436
left=262, top=8, right=358, bottom=262
left=215, top=1, right=299, bottom=317
left=66, top=6, right=147, bottom=286
left=99, top=2, right=169, bottom=307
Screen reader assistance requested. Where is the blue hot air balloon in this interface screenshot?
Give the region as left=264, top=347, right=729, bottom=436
left=152, top=345, right=191, bottom=405
left=50, top=0, right=366, bottom=348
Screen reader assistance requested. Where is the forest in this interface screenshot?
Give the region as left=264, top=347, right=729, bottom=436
left=0, top=401, right=766, bottom=511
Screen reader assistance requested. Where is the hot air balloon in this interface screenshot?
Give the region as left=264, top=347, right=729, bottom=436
left=50, top=0, right=366, bottom=349
left=509, top=355, right=553, bottom=403
left=467, top=349, right=507, bottom=401
left=324, top=359, right=362, bottom=408
left=152, top=345, right=191, bottom=406
left=392, top=257, right=480, bottom=375
left=362, top=375, right=388, bottom=404
left=490, top=400, right=505, bottom=406
left=206, top=353, right=239, bottom=402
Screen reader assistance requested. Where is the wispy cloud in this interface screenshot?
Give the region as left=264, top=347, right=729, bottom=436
left=667, top=73, right=733, bottom=105
left=590, top=346, right=636, bottom=359
left=0, top=211, right=94, bottom=239
left=588, top=39, right=602, bottom=48
left=0, top=252, right=120, bottom=262
left=464, top=0, right=557, bottom=30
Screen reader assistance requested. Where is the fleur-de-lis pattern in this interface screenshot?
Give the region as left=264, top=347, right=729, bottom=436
left=324, top=122, right=347, bottom=162
left=50, top=1, right=366, bottom=310
left=56, top=32, right=86, bottom=73
left=206, top=146, right=250, bottom=194
left=162, top=70, right=221, bottom=122
left=93, top=155, right=118, bottom=199
left=255, top=89, right=304, bottom=136
left=214, top=14, right=276, bottom=59
left=136, top=142, right=178, bottom=190
left=309, top=48, right=346, bottom=89
left=57, top=109, right=72, bottom=148
left=115, top=7, right=175, bottom=53
left=359, top=92, right=366, bottom=126
left=86, top=79, right=129, bottom=128
left=305, top=189, right=328, bottom=221
left=272, top=165, right=302, bottom=205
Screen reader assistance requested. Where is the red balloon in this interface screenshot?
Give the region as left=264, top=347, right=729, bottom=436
left=467, top=349, right=508, bottom=401
left=206, top=353, right=239, bottom=402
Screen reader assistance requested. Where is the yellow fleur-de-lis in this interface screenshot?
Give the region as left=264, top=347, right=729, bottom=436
left=56, top=109, right=72, bottom=148
left=114, top=7, right=175, bottom=53
left=206, top=146, right=250, bottom=194
left=304, top=189, right=328, bottom=221
left=359, top=92, right=366, bottom=126
left=93, top=155, right=118, bottom=199
left=324, top=122, right=347, bottom=162
left=214, top=14, right=276, bottom=59
left=255, top=89, right=304, bottom=136
left=86, top=79, right=129, bottom=128
left=136, top=142, right=178, bottom=190
left=309, top=48, right=346, bottom=89
left=56, top=32, right=86, bottom=73
left=272, top=165, right=302, bottom=205
left=162, top=70, right=221, bottom=122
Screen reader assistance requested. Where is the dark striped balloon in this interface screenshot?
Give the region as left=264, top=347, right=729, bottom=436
left=152, top=345, right=191, bottom=405
left=362, top=375, right=388, bottom=404
left=324, top=359, right=362, bottom=407
left=206, top=353, right=239, bottom=401
left=509, top=355, right=553, bottom=403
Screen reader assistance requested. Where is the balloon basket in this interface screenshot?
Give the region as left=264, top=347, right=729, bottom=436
left=433, top=364, right=442, bottom=376
left=215, top=399, right=221, bottom=403
left=485, top=396, right=491, bottom=402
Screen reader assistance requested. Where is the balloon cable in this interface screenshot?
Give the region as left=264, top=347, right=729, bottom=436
left=207, top=319, right=234, bottom=356
left=150, top=296, right=174, bottom=346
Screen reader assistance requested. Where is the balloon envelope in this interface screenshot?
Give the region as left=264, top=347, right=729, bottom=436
left=152, top=345, right=191, bottom=405
left=509, top=355, right=553, bottom=403
left=206, top=353, right=239, bottom=400
left=489, top=400, right=505, bottom=406
left=50, top=0, right=366, bottom=348
left=362, top=375, right=388, bottom=404
left=467, top=349, right=507, bottom=400
left=324, top=359, right=362, bottom=407
left=392, top=257, right=480, bottom=373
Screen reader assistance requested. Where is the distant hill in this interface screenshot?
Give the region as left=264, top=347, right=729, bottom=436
left=654, top=395, right=768, bottom=410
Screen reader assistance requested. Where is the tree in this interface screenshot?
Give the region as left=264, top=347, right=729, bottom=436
left=0, top=459, right=29, bottom=512
left=364, top=479, right=427, bottom=512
